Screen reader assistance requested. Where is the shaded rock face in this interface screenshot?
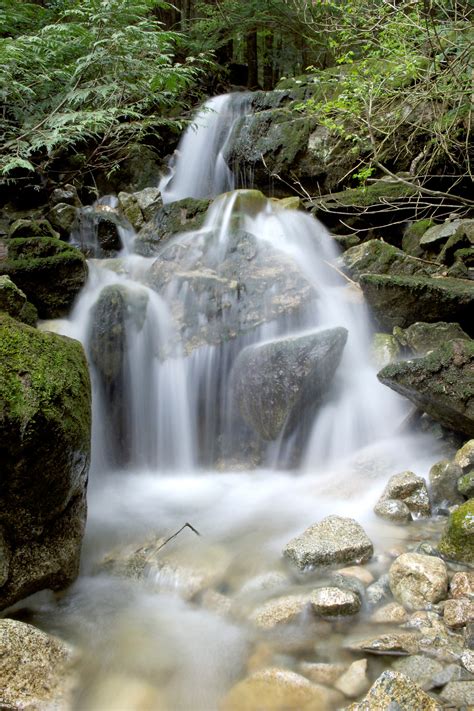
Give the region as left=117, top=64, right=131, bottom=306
left=0, top=274, right=37, bottom=326
left=88, top=283, right=149, bottom=466
left=0, top=315, right=91, bottom=609
left=134, top=197, right=210, bottom=256
left=378, top=339, right=474, bottom=438
left=71, top=204, right=126, bottom=258
left=0, top=236, right=88, bottom=318
left=360, top=274, right=474, bottom=334
left=341, top=239, right=441, bottom=282
left=0, top=619, right=75, bottom=710
left=232, top=328, right=348, bottom=441
left=148, top=229, right=317, bottom=354
left=438, top=500, right=474, bottom=564
left=393, top=321, right=470, bottom=356
left=284, top=516, right=373, bottom=570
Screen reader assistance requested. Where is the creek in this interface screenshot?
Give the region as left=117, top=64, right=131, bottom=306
left=34, top=93, right=447, bottom=710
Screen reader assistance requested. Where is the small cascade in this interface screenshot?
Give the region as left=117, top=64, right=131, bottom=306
left=70, top=195, right=136, bottom=258
left=159, top=93, right=250, bottom=203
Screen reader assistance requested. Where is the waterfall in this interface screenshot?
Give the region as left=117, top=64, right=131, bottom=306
left=159, top=93, right=250, bottom=203
left=39, top=93, right=447, bottom=711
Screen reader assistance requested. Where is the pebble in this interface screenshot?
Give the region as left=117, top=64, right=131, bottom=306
left=337, top=565, right=374, bottom=586
left=310, top=587, right=361, bottom=617
left=346, top=632, right=419, bottom=656
left=450, top=571, right=474, bottom=599
left=334, top=659, right=370, bottom=698
left=374, top=498, right=412, bottom=523
left=444, top=597, right=474, bottom=628
left=389, top=552, right=448, bottom=609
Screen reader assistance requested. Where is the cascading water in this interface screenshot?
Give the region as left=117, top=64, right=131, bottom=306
left=159, top=93, right=250, bottom=203
left=34, top=94, right=446, bottom=710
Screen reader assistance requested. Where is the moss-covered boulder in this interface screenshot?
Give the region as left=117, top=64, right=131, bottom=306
left=402, top=219, right=435, bottom=258
left=0, top=275, right=37, bottom=326
left=438, top=499, right=474, bottom=564
left=393, top=321, right=471, bottom=356
left=360, top=274, right=474, bottom=334
left=7, top=217, right=59, bottom=240
left=0, top=314, right=91, bottom=609
left=134, top=197, right=210, bottom=256
left=378, top=339, right=474, bottom=437
left=341, top=239, right=441, bottom=282
left=0, top=237, right=87, bottom=318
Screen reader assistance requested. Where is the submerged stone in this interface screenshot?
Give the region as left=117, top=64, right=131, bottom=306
left=283, top=515, right=373, bottom=570
left=233, top=327, right=347, bottom=440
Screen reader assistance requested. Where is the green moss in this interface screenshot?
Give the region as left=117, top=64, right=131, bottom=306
left=342, top=239, right=440, bottom=281
left=438, top=499, right=474, bottom=563
left=402, top=219, right=435, bottom=257
left=458, top=472, right=474, bottom=498
left=0, top=237, right=87, bottom=318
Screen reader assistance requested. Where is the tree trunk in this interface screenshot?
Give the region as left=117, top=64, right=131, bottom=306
left=247, top=30, right=259, bottom=89
left=263, top=32, right=273, bottom=90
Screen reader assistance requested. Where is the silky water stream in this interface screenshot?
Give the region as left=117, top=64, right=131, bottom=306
left=32, top=94, right=447, bottom=710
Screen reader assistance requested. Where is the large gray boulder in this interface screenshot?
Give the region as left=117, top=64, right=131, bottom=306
left=378, top=339, right=474, bottom=437
left=232, top=328, right=348, bottom=440
left=284, top=516, right=373, bottom=570
left=0, top=315, right=91, bottom=609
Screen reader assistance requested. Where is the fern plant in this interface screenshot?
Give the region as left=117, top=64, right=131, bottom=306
left=0, top=0, right=208, bottom=183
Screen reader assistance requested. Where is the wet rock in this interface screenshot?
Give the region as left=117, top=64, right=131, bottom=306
left=0, top=236, right=88, bottom=318
left=465, top=623, right=474, bottom=649
left=310, top=586, right=361, bottom=617
left=233, top=328, right=348, bottom=440
left=366, top=574, right=392, bottom=607
left=462, top=650, right=474, bottom=674
left=360, top=273, right=474, bottom=334
left=439, top=680, right=474, bottom=707
left=51, top=184, right=81, bottom=207
left=371, top=602, right=408, bottom=624
left=454, top=439, right=474, bottom=471
left=0, top=274, right=37, bottom=325
left=420, top=219, right=467, bottom=250
left=134, top=196, right=210, bottom=256
left=444, top=598, right=474, bottom=628
left=48, top=202, right=78, bottom=237
left=299, top=662, right=346, bottom=686
left=238, top=571, right=290, bottom=599
left=393, top=321, right=470, bottom=356
left=221, top=667, right=344, bottom=711
left=438, top=499, right=474, bottom=564
left=335, top=659, right=370, bottom=698
left=337, top=566, right=374, bottom=587
left=378, top=340, right=474, bottom=438
left=249, top=593, right=312, bottom=630
left=346, top=632, right=420, bottom=655
left=0, top=618, right=76, bottom=710
left=118, top=188, right=162, bottom=230
left=450, top=571, right=474, bottom=599
left=458, top=471, right=474, bottom=498
left=371, top=333, right=400, bottom=368
left=374, top=498, right=412, bottom=523
left=389, top=553, right=448, bottom=610
left=437, top=219, right=474, bottom=265
left=392, top=655, right=444, bottom=691
left=0, top=315, right=90, bottom=609
left=402, top=219, right=435, bottom=257
left=375, top=470, right=431, bottom=520
left=8, top=217, right=59, bottom=239
left=341, top=239, right=440, bottom=282
left=283, top=515, right=373, bottom=571
left=99, top=535, right=230, bottom=601
left=429, top=459, right=464, bottom=507
left=347, top=670, right=441, bottom=710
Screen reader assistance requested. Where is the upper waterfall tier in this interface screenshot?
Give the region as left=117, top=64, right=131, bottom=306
left=159, top=93, right=250, bottom=203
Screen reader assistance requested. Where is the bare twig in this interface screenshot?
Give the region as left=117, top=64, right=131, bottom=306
left=154, top=522, right=201, bottom=555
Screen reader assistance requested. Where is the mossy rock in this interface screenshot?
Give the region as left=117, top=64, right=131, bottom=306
left=360, top=273, right=474, bottom=334
left=402, top=219, right=435, bottom=258
left=393, top=321, right=471, bottom=356
left=0, top=275, right=37, bottom=326
left=134, top=197, right=210, bottom=256
left=341, top=239, right=441, bottom=282
left=7, top=218, right=59, bottom=240
left=458, top=472, right=474, bottom=498
left=316, top=180, right=418, bottom=211
left=438, top=499, right=474, bottom=564
left=0, top=314, right=91, bottom=609
left=378, top=339, right=474, bottom=438
left=0, top=236, right=87, bottom=318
